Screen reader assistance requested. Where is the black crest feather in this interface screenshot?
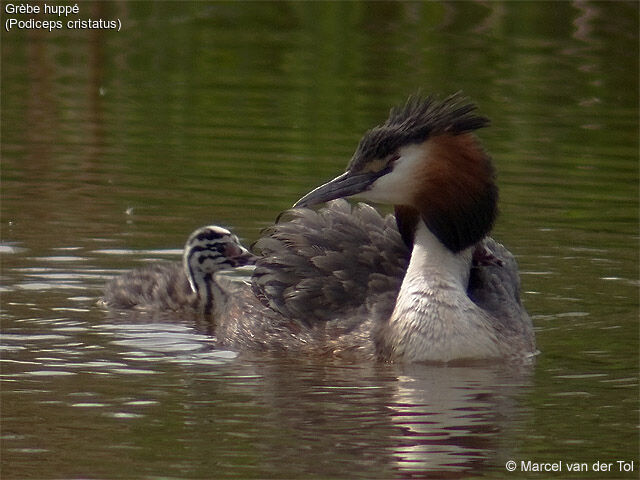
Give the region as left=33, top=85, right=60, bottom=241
left=349, top=93, right=489, bottom=171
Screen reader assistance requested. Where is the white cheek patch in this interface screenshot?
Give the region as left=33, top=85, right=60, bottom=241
left=358, top=142, right=427, bottom=204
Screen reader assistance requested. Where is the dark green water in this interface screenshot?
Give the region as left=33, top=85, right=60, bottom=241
left=2, top=2, right=638, bottom=479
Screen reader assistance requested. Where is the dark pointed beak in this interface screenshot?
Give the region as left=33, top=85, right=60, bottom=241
left=293, top=169, right=387, bottom=208
left=232, top=248, right=257, bottom=267
left=224, top=244, right=257, bottom=267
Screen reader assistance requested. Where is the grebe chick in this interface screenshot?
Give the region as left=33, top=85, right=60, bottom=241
left=101, top=225, right=255, bottom=315
left=214, top=94, right=535, bottom=363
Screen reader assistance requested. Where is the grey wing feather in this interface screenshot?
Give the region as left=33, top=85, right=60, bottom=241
left=468, top=238, right=534, bottom=343
left=252, top=199, right=410, bottom=326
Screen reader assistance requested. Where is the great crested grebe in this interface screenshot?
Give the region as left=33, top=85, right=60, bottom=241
left=286, top=95, right=535, bottom=361
left=101, top=225, right=255, bottom=315
left=103, top=94, right=535, bottom=363
left=213, top=94, right=535, bottom=362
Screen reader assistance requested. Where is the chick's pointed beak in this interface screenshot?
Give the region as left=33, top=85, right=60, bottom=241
left=293, top=169, right=388, bottom=208
left=224, top=244, right=257, bottom=267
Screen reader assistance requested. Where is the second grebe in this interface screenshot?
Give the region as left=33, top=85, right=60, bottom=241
left=101, top=225, right=255, bottom=315
left=214, top=94, right=535, bottom=362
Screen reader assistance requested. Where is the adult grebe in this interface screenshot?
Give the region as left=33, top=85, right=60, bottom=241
left=101, top=225, right=255, bottom=315
left=214, top=94, right=535, bottom=362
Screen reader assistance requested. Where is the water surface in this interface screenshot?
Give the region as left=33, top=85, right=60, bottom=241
left=2, top=2, right=638, bottom=479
